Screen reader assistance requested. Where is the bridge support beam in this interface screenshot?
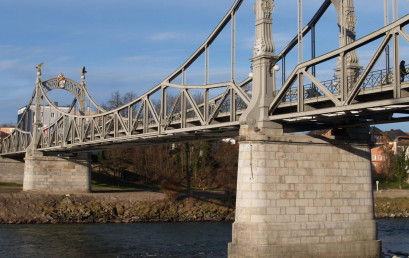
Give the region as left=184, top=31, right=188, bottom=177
left=23, top=151, right=91, bottom=193
left=228, top=129, right=380, bottom=258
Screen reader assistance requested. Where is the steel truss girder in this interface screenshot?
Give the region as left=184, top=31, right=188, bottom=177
left=269, top=15, right=409, bottom=120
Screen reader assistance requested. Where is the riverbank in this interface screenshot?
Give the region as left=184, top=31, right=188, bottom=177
left=0, top=188, right=408, bottom=223
left=374, top=189, right=409, bottom=218
left=0, top=190, right=235, bottom=224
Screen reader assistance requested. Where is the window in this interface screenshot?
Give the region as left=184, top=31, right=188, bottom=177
left=51, top=113, right=55, bottom=118
left=378, top=155, right=383, bottom=161
left=372, top=155, right=377, bottom=161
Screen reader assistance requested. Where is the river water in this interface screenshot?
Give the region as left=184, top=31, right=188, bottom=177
left=0, top=219, right=407, bottom=257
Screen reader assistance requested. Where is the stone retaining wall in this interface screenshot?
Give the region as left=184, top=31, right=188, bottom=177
left=0, top=157, right=24, bottom=184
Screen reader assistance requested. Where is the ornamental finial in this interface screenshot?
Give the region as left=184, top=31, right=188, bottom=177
left=80, top=66, right=87, bottom=75
left=253, top=0, right=275, bottom=57
left=57, top=73, right=66, bottom=88
left=36, top=62, right=44, bottom=75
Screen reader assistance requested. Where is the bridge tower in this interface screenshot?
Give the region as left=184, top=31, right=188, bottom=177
left=332, top=0, right=362, bottom=82
left=22, top=65, right=91, bottom=193
left=228, top=0, right=380, bottom=257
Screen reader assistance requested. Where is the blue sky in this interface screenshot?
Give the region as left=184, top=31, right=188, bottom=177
left=0, top=0, right=408, bottom=131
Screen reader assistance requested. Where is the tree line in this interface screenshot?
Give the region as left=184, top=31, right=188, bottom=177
left=97, top=140, right=238, bottom=194
left=96, top=91, right=239, bottom=195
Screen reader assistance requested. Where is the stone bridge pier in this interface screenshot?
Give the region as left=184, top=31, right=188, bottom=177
left=23, top=151, right=91, bottom=193
left=228, top=127, right=380, bottom=257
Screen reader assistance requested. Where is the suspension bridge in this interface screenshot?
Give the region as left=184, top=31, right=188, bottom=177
left=1, top=0, right=408, bottom=257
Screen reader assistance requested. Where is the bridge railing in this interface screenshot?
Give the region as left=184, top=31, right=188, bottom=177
left=0, top=128, right=32, bottom=154
left=277, top=65, right=407, bottom=105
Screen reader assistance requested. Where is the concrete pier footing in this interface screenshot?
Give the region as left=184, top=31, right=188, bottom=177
left=23, top=151, right=91, bottom=193
left=228, top=132, right=380, bottom=258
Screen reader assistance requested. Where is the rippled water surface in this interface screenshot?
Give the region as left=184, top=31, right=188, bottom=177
left=378, top=218, right=409, bottom=258
left=0, top=222, right=231, bottom=257
left=0, top=219, right=407, bottom=257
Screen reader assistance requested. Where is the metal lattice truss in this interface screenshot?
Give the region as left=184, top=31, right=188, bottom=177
left=32, top=79, right=251, bottom=153
left=1, top=0, right=409, bottom=155
left=270, top=14, right=409, bottom=131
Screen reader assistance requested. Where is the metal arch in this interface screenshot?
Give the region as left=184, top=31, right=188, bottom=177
left=42, top=77, right=105, bottom=113
left=43, top=78, right=81, bottom=96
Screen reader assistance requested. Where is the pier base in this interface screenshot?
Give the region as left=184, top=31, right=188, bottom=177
left=23, top=151, right=91, bottom=193
left=0, top=156, right=24, bottom=184
left=228, top=130, right=380, bottom=258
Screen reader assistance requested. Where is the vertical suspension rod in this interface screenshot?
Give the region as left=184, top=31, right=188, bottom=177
left=282, top=56, right=286, bottom=86
left=297, top=0, right=304, bottom=112
left=392, top=0, right=398, bottom=21
left=205, top=46, right=209, bottom=85
left=311, top=25, right=316, bottom=77
left=231, top=11, right=236, bottom=82
left=182, top=68, right=186, bottom=85
left=298, top=0, right=303, bottom=64
left=385, top=0, right=390, bottom=74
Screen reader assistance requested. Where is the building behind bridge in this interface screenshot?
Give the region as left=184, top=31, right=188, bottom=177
left=17, top=103, right=96, bottom=132
left=310, top=127, right=409, bottom=176
left=0, top=127, right=14, bottom=140
left=370, top=127, right=409, bottom=174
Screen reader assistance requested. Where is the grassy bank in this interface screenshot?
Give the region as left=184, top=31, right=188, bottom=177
left=0, top=182, right=22, bottom=188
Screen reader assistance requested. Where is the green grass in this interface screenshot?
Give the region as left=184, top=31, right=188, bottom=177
left=91, top=182, right=153, bottom=191
left=91, top=172, right=160, bottom=191
left=91, top=183, right=135, bottom=191
left=0, top=182, right=22, bottom=188
left=375, top=181, right=409, bottom=189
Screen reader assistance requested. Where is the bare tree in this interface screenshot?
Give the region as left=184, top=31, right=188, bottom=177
left=102, top=91, right=137, bottom=110
left=0, top=123, right=16, bottom=127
